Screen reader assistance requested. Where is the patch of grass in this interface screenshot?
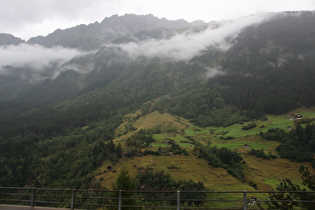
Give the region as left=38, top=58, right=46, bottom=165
left=98, top=155, right=245, bottom=190
left=152, top=134, right=165, bottom=140
left=134, top=111, right=191, bottom=132
left=263, top=177, right=282, bottom=187
left=209, top=136, right=279, bottom=154
left=212, top=141, right=268, bottom=150
left=207, top=107, right=315, bottom=139
left=150, top=143, right=169, bottom=148
left=242, top=153, right=315, bottom=190
left=152, top=134, right=193, bottom=149
left=184, top=126, right=210, bottom=136
left=177, top=142, right=193, bottom=148
left=104, top=107, right=315, bottom=198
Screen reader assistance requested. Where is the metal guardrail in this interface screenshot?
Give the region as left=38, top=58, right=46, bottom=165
left=0, top=187, right=314, bottom=209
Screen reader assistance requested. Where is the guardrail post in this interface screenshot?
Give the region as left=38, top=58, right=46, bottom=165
left=31, top=187, right=36, bottom=207
left=71, top=189, right=76, bottom=210
left=118, top=190, right=122, bottom=210
left=177, top=190, right=181, bottom=210
left=243, top=191, right=247, bottom=210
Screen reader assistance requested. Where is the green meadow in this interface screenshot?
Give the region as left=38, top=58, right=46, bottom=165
left=98, top=107, right=315, bottom=206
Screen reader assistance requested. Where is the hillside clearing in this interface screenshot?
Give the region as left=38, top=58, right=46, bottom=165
left=98, top=107, right=315, bottom=193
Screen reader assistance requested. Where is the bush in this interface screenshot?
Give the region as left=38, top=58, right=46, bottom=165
left=262, top=128, right=285, bottom=141
left=167, top=165, right=181, bottom=169
left=196, top=145, right=244, bottom=181
left=242, top=122, right=257, bottom=130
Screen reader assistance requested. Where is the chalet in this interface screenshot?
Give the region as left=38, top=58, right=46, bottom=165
left=244, top=144, right=250, bottom=148
left=294, top=114, right=303, bottom=120
left=248, top=197, right=257, bottom=206
left=287, top=126, right=293, bottom=131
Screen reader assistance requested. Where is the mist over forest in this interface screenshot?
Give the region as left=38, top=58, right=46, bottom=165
left=1, top=12, right=315, bottom=207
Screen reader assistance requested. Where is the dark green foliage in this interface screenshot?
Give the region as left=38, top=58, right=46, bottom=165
left=154, top=81, right=250, bottom=127
left=242, top=122, right=257, bottom=130
left=126, top=133, right=155, bottom=149
left=267, top=165, right=315, bottom=210
left=196, top=146, right=244, bottom=181
left=0, top=58, right=175, bottom=188
left=0, top=59, right=174, bottom=139
left=295, top=118, right=315, bottom=124
left=167, top=165, right=181, bottom=169
left=110, top=167, right=137, bottom=209
left=276, top=124, right=315, bottom=163
left=185, top=136, right=202, bottom=147
left=299, top=165, right=315, bottom=191
left=248, top=148, right=277, bottom=160
left=249, top=180, right=258, bottom=190
left=218, top=12, right=315, bottom=116
left=2, top=12, right=315, bottom=190
left=267, top=178, right=301, bottom=209
left=142, top=150, right=161, bottom=156
left=261, top=128, right=286, bottom=141
left=134, top=169, right=206, bottom=206
left=170, top=143, right=189, bottom=155
left=155, top=143, right=189, bottom=156
left=0, top=120, right=123, bottom=188
left=112, top=167, right=136, bottom=191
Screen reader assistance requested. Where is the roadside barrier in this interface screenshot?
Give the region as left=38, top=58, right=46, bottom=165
left=0, top=187, right=314, bottom=209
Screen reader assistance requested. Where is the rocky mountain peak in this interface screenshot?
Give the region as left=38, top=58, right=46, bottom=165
left=26, top=14, right=206, bottom=50
left=0, top=33, right=25, bottom=45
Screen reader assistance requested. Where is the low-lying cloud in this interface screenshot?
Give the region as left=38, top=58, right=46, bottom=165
left=112, top=13, right=270, bottom=61
left=0, top=13, right=272, bottom=82
left=205, top=67, right=226, bottom=78
left=0, top=43, right=87, bottom=76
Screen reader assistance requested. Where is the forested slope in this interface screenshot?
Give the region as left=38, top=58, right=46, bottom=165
left=1, top=12, right=315, bottom=188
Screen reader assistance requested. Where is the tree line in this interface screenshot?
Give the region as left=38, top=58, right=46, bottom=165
left=261, top=123, right=315, bottom=167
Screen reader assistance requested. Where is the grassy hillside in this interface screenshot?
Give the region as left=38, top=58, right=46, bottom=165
left=96, top=107, right=315, bottom=193
left=2, top=13, right=315, bottom=196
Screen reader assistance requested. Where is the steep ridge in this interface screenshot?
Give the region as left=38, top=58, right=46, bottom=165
left=0, top=33, right=25, bottom=45
left=27, top=14, right=206, bottom=50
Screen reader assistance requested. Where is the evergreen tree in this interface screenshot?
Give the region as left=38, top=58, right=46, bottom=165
left=267, top=165, right=315, bottom=209
left=111, top=167, right=137, bottom=209
left=112, top=167, right=135, bottom=191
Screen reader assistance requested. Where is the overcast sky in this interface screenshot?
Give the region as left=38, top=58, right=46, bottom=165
left=1, top=0, right=315, bottom=40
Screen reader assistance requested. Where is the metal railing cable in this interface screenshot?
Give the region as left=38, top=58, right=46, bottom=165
left=0, top=187, right=314, bottom=209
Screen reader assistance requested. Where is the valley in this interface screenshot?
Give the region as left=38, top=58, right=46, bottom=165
left=1, top=13, right=315, bottom=207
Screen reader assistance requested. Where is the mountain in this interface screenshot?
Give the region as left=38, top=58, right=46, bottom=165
left=1, top=12, right=315, bottom=190
left=1, top=11, right=315, bottom=131
left=0, top=33, right=25, bottom=45
left=27, top=14, right=207, bottom=50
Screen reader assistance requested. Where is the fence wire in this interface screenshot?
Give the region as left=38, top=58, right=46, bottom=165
left=0, top=187, right=314, bottom=209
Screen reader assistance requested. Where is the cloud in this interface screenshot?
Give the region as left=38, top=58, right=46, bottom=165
left=0, top=13, right=275, bottom=83
left=110, top=14, right=270, bottom=61
left=2, top=0, right=314, bottom=40
left=205, top=67, right=226, bottom=78
left=0, top=44, right=88, bottom=80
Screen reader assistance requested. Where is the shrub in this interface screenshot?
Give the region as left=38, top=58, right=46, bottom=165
left=242, top=122, right=257, bottom=130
